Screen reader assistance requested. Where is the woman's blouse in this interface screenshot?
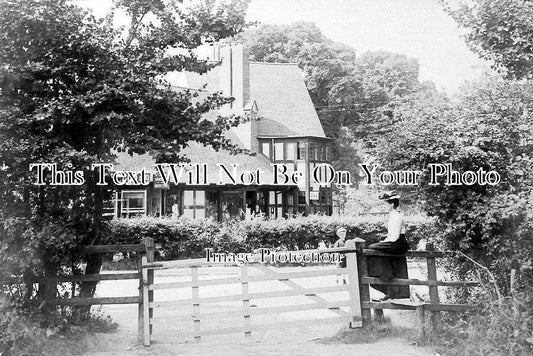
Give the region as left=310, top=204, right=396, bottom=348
left=383, top=209, right=406, bottom=242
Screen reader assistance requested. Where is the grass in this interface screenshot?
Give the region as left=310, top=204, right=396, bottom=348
left=318, top=317, right=419, bottom=345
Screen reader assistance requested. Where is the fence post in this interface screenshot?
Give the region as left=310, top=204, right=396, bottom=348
left=426, top=242, right=441, bottom=331
left=354, top=238, right=371, bottom=325
left=141, top=237, right=154, bottom=346
left=416, top=305, right=426, bottom=338
left=137, top=244, right=144, bottom=343
left=345, top=239, right=362, bottom=328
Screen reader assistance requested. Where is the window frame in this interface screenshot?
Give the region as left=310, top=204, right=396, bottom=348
left=183, top=190, right=206, bottom=219
left=121, top=190, right=147, bottom=218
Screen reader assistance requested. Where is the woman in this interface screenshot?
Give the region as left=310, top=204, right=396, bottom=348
left=367, top=190, right=410, bottom=301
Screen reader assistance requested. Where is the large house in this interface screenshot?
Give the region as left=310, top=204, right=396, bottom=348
left=109, top=45, right=333, bottom=221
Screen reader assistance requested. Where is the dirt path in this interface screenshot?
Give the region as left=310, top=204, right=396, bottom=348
left=83, top=265, right=436, bottom=356
left=84, top=313, right=434, bottom=356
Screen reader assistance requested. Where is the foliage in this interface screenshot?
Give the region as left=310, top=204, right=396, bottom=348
left=443, top=0, right=533, bottom=80
left=0, top=0, right=249, bottom=304
left=427, top=289, right=533, bottom=356
left=0, top=295, right=115, bottom=355
left=0, top=299, right=31, bottom=355
left=105, top=214, right=434, bottom=260
left=375, top=77, right=533, bottom=292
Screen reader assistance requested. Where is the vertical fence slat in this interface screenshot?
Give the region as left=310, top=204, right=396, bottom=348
left=345, top=239, right=362, bottom=328
left=141, top=258, right=149, bottom=346
left=137, top=250, right=144, bottom=343
left=141, top=238, right=153, bottom=346
left=355, top=238, right=371, bottom=325
left=192, top=266, right=201, bottom=341
left=426, top=243, right=441, bottom=331
left=241, top=264, right=251, bottom=336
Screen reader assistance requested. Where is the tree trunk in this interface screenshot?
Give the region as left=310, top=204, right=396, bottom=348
left=78, top=171, right=105, bottom=318
left=42, top=256, right=58, bottom=315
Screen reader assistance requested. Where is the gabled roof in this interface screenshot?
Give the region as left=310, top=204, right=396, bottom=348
left=250, top=62, right=325, bottom=137
left=179, top=62, right=326, bottom=137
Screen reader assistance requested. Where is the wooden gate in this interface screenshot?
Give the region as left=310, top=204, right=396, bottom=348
left=138, top=238, right=362, bottom=346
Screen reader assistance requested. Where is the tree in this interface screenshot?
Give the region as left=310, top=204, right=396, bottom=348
left=443, top=0, right=533, bottom=79
left=0, top=0, right=249, bottom=309
left=354, top=51, right=420, bottom=98
left=375, top=77, right=533, bottom=290
left=349, top=51, right=424, bottom=146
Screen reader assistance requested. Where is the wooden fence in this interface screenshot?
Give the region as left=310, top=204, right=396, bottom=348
left=354, top=238, right=478, bottom=337
left=1, top=237, right=479, bottom=346
left=138, top=237, right=362, bottom=346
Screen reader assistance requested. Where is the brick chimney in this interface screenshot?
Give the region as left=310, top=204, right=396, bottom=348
left=219, top=45, right=258, bottom=152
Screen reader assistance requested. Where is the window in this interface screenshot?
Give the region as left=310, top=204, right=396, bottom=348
left=298, top=190, right=307, bottom=205
left=261, top=142, right=270, bottom=158
left=286, top=142, right=295, bottom=160
left=183, top=190, right=205, bottom=219
left=308, top=143, right=315, bottom=161
left=121, top=191, right=146, bottom=218
left=316, top=146, right=323, bottom=161
left=274, top=142, right=284, bottom=161
left=325, top=146, right=330, bottom=161
left=297, top=142, right=306, bottom=160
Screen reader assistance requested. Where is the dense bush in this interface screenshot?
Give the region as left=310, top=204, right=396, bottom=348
left=105, top=214, right=435, bottom=260
left=432, top=288, right=533, bottom=356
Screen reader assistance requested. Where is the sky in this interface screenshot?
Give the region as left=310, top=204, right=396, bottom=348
left=245, top=0, right=489, bottom=95
left=82, top=0, right=490, bottom=95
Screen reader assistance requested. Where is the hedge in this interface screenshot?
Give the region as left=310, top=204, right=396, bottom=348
left=103, top=215, right=436, bottom=260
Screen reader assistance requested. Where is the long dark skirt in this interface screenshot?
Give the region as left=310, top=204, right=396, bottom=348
left=367, top=234, right=410, bottom=299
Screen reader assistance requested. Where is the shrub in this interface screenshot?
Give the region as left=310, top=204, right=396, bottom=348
left=0, top=299, right=32, bottom=354
left=430, top=289, right=533, bottom=356
left=104, top=214, right=435, bottom=260
left=0, top=295, right=116, bottom=356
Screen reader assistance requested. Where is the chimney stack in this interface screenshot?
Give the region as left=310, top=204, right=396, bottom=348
left=219, top=44, right=257, bottom=151
left=219, top=44, right=250, bottom=113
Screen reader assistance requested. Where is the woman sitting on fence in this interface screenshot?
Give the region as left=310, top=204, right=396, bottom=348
left=367, top=190, right=410, bottom=302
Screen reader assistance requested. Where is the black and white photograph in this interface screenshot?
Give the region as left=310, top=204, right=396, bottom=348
left=1, top=0, right=532, bottom=355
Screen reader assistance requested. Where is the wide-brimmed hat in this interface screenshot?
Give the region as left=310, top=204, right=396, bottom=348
left=378, top=190, right=401, bottom=200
